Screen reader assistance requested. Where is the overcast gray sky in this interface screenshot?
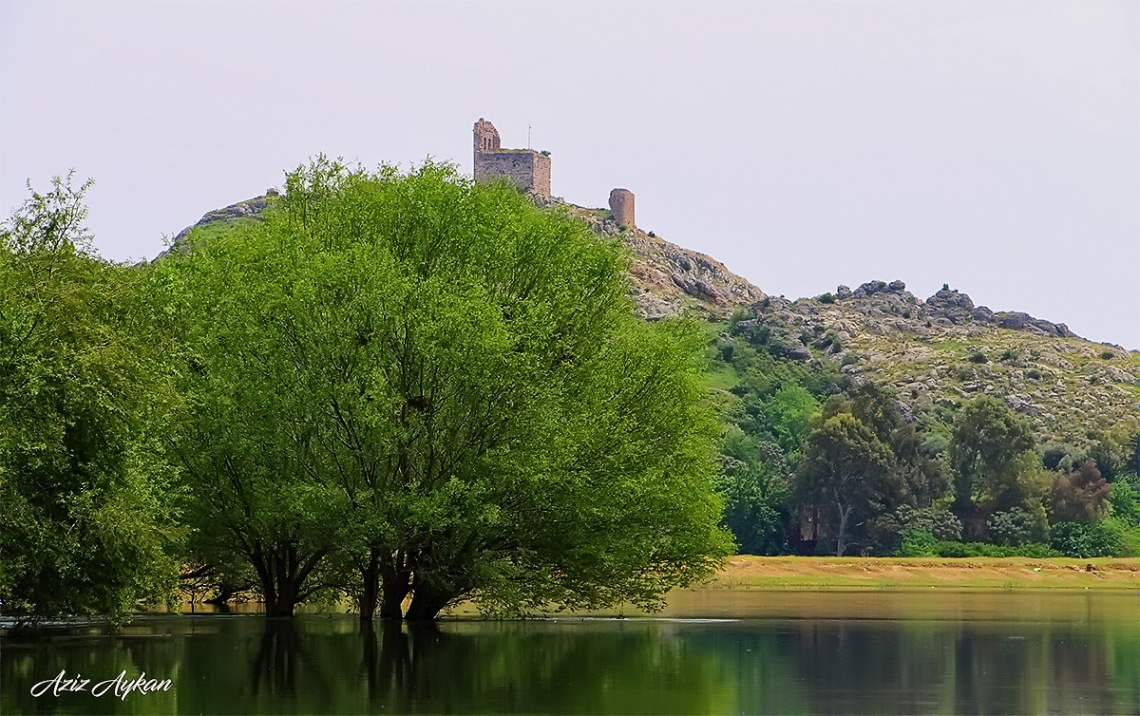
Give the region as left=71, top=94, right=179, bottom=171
left=3, top=1, right=1137, bottom=348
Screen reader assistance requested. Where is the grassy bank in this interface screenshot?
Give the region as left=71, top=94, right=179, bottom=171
left=709, top=555, right=1140, bottom=590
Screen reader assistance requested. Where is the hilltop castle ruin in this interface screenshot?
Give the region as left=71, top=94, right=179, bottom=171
left=473, top=119, right=551, bottom=197
left=473, top=118, right=635, bottom=228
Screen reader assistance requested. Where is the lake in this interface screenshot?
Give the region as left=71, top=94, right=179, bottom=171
left=3, top=589, right=1137, bottom=714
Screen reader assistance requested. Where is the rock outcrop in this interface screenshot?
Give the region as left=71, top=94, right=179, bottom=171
left=563, top=205, right=764, bottom=320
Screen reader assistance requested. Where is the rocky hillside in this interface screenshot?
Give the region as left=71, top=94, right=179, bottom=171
left=733, top=280, right=1140, bottom=443
left=554, top=202, right=764, bottom=319
left=167, top=194, right=1139, bottom=444
left=169, top=193, right=766, bottom=320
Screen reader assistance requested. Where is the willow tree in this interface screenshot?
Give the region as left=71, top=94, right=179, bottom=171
left=0, top=175, right=182, bottom=623
left=158, top=159, right=731, bottom=619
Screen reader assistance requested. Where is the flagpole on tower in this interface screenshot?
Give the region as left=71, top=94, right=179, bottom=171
left=528, top=124, right=532, bottom=149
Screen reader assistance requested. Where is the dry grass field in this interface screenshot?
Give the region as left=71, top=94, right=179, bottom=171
left=709, top=555, right=1140, bottom=590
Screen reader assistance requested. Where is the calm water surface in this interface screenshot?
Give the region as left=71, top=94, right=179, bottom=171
left=2, top=589, right=1137, bottom=715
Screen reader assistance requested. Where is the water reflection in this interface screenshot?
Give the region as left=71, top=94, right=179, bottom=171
left=2, top=591, right=1137, bottom=715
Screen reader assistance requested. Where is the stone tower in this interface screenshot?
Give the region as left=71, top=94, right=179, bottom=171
left=472, top=118, right=551, bottom=198
left=473, top=118, right=500, bottom=155
left=609, top=188, right=635, bottom=228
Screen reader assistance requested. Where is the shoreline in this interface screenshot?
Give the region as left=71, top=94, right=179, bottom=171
left=706, top=555, right=1140, bottom=591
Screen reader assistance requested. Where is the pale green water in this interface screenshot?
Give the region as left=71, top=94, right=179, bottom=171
left=2, top=590, right=1138, bottom=714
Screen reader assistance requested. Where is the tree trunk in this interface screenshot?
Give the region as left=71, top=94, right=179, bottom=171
left=379, top=559, right=411, bottom=620
left=253, top=543, right=325, bottom=617
left=404, top=576, right=456, bottom=621
left=835, top=503, right=852, bottom=557
left=267, top=577, right=297, bottom=617
left=357, top=549, right=381, bottom=621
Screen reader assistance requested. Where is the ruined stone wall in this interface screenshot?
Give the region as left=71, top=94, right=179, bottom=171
left=609, top=188, right=635, bottom=228
left=473, top=118, right=550, bottom=197
left=475, top=150, right=551, bottom=197
left=473, top=118, right=501, bottom=156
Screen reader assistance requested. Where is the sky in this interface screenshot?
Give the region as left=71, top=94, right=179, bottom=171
left=2, top=1, right=1137, bottom=348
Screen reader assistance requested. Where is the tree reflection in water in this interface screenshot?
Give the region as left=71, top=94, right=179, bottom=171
left=1, top=595, right=1137, bottom=715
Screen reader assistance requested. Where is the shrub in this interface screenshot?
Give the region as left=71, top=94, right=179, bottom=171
left=1050, top=520, right=1126, bottom=558
left=1049, top=460, right=1110, bottom=523
left=1100, top=350, right=1115, bottom=360
left=1026, top=368, right=1042, bottom=380
left=968, top=352, right=989, bottom=364
left=818, top=292, right=836, bottom=304
left=1042, top=443, right=1085, bottom=471
left=988, top=507, right=1048, bottom=546
left=1107, top=474, right=1140, bottom=525
left=898, top=530, right=938, bottom=557
left=717, top=339, right=735, bottom=363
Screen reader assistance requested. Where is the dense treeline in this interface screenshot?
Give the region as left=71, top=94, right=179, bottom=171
left=0, top=164, right=732, bottom=623
left=711, top=312, right=1140, bottom=558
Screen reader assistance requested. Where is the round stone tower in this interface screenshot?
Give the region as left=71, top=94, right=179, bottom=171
left=609, top=188, right=635, bottom=229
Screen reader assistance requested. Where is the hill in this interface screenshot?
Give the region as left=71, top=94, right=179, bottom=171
left=168, top=192, right=1140, bottom=447
left=729, top=280, right=1139, bottom=445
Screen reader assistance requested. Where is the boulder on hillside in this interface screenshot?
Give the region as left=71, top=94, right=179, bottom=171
left=925, top=286, right=975, bottom=324
left=852, top=280, right=888, bottom=298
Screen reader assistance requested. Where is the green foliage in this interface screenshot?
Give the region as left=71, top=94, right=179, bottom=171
left=1087, top=421, right=1140, bottom=481
left=790, top=383, right=951, bottom=556
left=764, top=385, right=819, bottom=460
left=897, top=530, right=938, bottom=557
left=0, top=174, right=182, bottom=623
left=1050, top=520, right=1127, bottom=558
left=157, top=159, right=731, bottom=619
left=817, top=292, right=836, bottom=304
left=1107, top=473, right=1140, bottom=525
left=1041, top=443, right=1086, bottom=472
left=882, top=506, right=962, bottom=554
left=795, top=412, right=894, bottom=556
left=967, top=352, right=989, bottom=364
left=716, top=429, right=791, bottom=555
left=949, top=395, right=1039, bottom=518
left=987, top=506, right=1049, bottom=547
left=715, top=465, right=790, bottom=556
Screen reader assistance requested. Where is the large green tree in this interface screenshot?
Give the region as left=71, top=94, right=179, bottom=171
left=0, top=174, right=182, bottom=623
left=158, top=160, right=731, bottom=619
left=949, top=395, right=1039, bottom=520
left=792, top=383, right=948, bottom=555
left=794, top=413, right=893, bottom=556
